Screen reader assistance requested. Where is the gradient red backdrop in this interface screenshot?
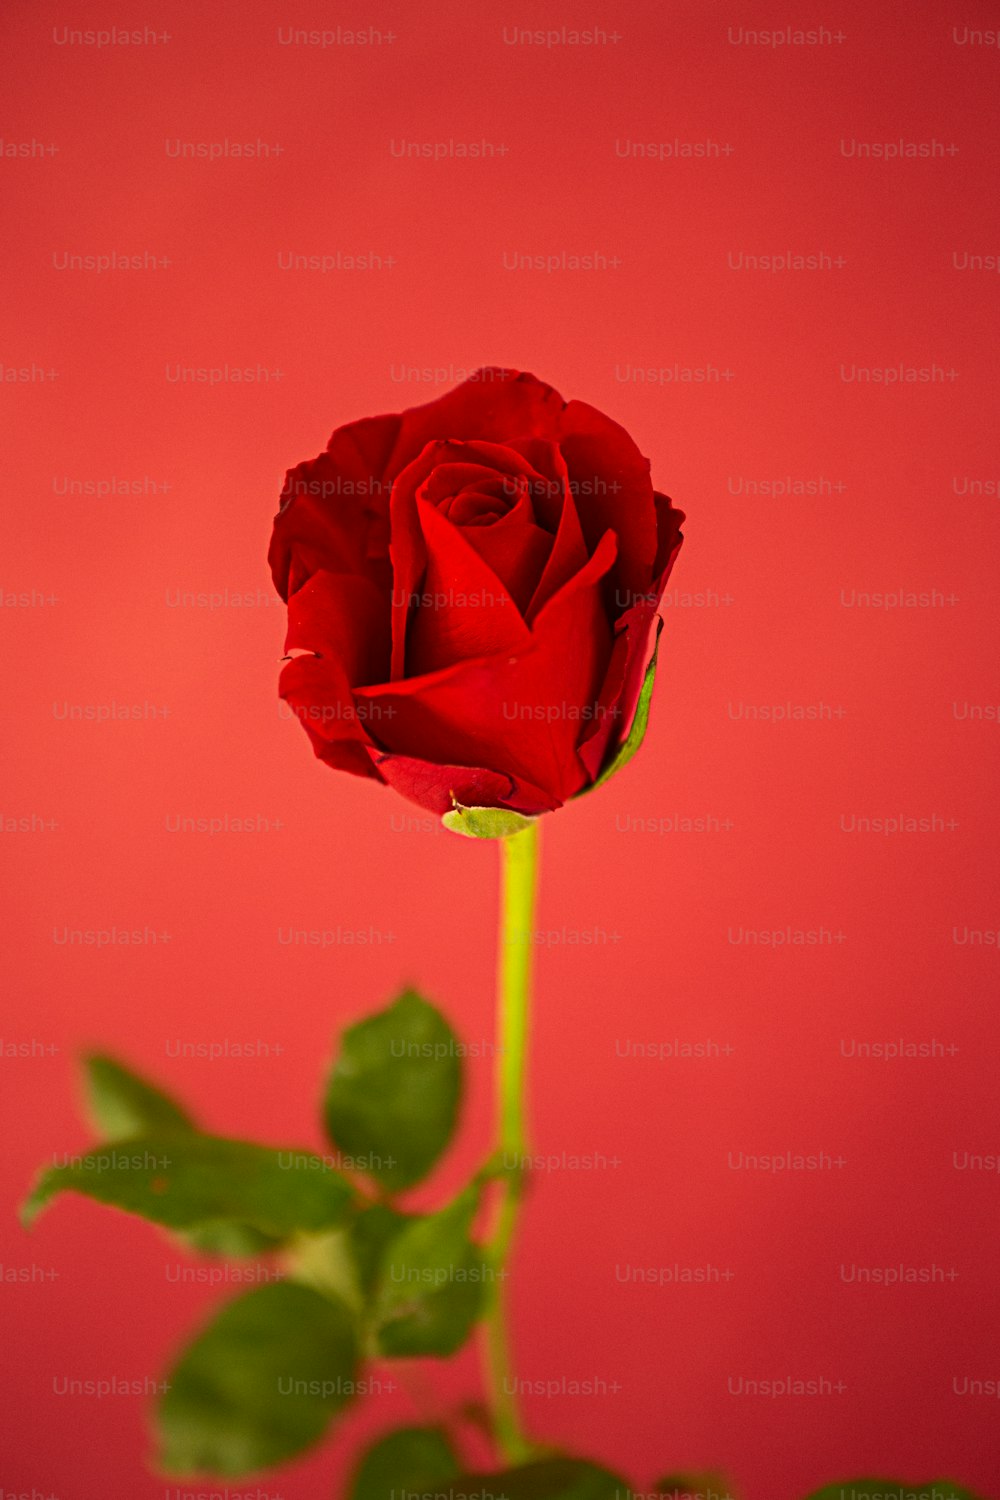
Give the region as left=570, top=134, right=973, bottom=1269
left=2, top=1, right=999, bottom=1496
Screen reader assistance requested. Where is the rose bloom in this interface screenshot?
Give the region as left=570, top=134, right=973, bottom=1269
left=269, top=368, right=683, bottom=816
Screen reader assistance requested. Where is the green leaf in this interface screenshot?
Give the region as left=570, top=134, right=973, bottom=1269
left=442, top=804, right=539, bottom=839
left=437, top=1460, right=626, bottom=1499
left=183, top=1222, right=279, bottom=1258
left=373, top=1192, right=487, bottom=1358
left=350, top=1203, right=412, bottom=1300
left=158, top=1280, right=358, bottom=1476
left=78, top=1055, right=282, bottom=1257
left=324, top=989, right=461, bottom=1193
left=655, top=1475, right=738, bottom=1500
left=83, top=1052, right=194, bottom=1138
left=21, top=1134, right=354, bottom=1238
left=802, top=1484, right=985, bottom=1500
left=291, top=1204, right=411, bottom=1315
left=586, top=625, right=662, bottom=795
left=348, top=1425, right=461, bottom=1499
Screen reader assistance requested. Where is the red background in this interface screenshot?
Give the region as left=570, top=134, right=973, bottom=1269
left=2, top=1, right=998, bottom=1496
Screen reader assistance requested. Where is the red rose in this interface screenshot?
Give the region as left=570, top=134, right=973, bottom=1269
left=269, top=368, right=684, bottom=817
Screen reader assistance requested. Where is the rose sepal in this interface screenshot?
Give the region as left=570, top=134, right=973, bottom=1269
left=441, top=803, right=541, bottom=840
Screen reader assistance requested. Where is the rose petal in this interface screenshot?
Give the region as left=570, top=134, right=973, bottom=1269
left=504, top=437, right=570, bottom=531
left=405, top=497, right=532, bottom=677
left=578, top=499, right=684, bottom=780
left=525, top=481, right=589, bottom=622
left=577, top=604, right=655, bottom=779
left=384, top=369, right=565, bottom=478
left=395, top=440, right=555, bottom=504
left=278, top=655, right=383, bottom=783
left=653, top=491, right=686, bottom=585
left=388, top=438, right=554, bottom=679
left=307, top=729, right=382, bottom=782
left=355, top=530, right=618, bottom=803
left=277, top=571, right=393, bottom=785
left=284, top=569, right=390, bottom=686
left=419, top=463, right=517, bottom=520
left=269, top=412, right=400, bottom=600
left=367, top=749, right=561, bottom=817
left=446, top=493, right=552, bottom=614
left=557, top=398, right=658, bottom=608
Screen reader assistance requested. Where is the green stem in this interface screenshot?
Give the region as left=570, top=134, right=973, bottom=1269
left=483, top=819, right=539, bottom=1465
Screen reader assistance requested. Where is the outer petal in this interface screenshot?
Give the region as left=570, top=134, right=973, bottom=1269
left=354, top=531, right=618, bottom=804
left=367, top=749, right=561, bottom=817
left=384, top=369, right=566, bottom=478
left=279, top=655, right=383, bottom=783
left=277, top=570, right=392, bottom=785
left=269, top=413, right=400, bottom=600
left=578, top=495, right=685, bottom=780
left=653, top=491, right=686, bottom=584
left=578, top=603, right=655, bottom=779
left=284, top=569, right=390, bottom=686
left=556, top=398, right=659, bottom=609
